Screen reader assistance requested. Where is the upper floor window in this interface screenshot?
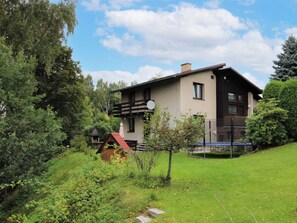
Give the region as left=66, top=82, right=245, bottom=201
left=193, top=83, right=203, bottom=99
left=129, top=91, right=135, bottom=104
left=228, top=93, right=236, bottom=101
left=228, top=92, right=243, bottom=101
left=143, top=88, right=151, bottom=101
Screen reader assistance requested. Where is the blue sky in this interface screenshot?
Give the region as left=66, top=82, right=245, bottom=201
left=65, top=0, right=297, bottom=88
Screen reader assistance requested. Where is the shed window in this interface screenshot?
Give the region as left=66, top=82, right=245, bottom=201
left=193, top=83, right=203, bottom=99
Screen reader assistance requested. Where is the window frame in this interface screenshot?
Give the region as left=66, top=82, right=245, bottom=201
left=193, top=82, right=203, bottom=100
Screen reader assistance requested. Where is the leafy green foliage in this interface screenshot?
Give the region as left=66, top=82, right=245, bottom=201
left=94, top=79, right=127, bottom=115
left=36, top=46, right=86, bottom=141
left=262, top=80, right=283, bottom=100
left=278, top=79, right=297, bottom=140
left=0, top=38, right=65, bottom=198
left=246, top=99, right=288, bottom=148
left=144, top=108, right=205, bottom=182
left=271, top=36, right=297, bottom=81
left=0, top=0, right=76, bottom=70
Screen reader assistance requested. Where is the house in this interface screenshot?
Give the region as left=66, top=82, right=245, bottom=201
left=112, top=63, right=262, bottom=144
left=96, top=132, right=131, bottom=161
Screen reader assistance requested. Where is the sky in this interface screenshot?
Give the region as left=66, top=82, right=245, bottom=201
left=64, top=0, right=297, bottom=89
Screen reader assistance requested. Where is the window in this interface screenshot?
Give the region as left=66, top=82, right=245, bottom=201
left=129, top=91, right=135, bottom=104
left=128, top=117, right=135, bottom=132
left=238, top=93, right=243, bottom=101
left=238, top=105, right=244, bottom=115
left=193, top=83, right=203, bottom=99
left=228, top=93, right=236, bottom=101
left=143, top=88, right=151, bottom=101
left=228, top=105, right=237, bottom=114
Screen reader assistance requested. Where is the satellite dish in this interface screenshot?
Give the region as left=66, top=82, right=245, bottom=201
left=146, top=100, right=155, bottom=110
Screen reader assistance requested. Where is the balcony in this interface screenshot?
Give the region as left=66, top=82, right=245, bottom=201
left=223, top=115, right=246, bottom=126
left=112, top=99, right=154, bottom=117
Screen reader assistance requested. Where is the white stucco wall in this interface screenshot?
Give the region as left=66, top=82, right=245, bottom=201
left=179, top=71, right=217, bottom=119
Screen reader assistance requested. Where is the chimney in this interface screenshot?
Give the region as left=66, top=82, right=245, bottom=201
left=181, top=63, right=191, bottom=73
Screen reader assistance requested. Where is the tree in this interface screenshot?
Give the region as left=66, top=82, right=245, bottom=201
left=144, top=109, right=205, bottom=183
left=246, top=99, right=288, bottom=148
left=0, top=0, right=76, bottom=70
left=262, top=80, right=283, bottom=101
left=0, top=38, right=65, bottom=198
left=36, top=46, right=86, bottom=142
left=278, top=79, right=297, bottom=141
left=271, top=36, right=297, bottom=81
left=94, top=79, right=127, bottom=115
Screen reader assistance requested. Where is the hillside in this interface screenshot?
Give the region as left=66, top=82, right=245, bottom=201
left=1, top=144, right=297, bottom=222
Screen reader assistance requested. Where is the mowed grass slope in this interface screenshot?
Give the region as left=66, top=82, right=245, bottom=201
left=150, top=143, right=297, bottom=222
left=2, top=144, right=296, bottom=222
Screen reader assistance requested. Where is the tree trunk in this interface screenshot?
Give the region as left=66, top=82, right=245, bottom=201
left=165, top=148, right=173, bottom=183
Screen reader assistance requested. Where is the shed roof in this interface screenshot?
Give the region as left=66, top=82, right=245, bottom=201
left=90, top=128, right=99, bottom=137
left=96, top=132, right=131, bottom=153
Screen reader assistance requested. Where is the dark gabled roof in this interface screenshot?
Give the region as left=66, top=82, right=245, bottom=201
left=111, top=63, right=226, bottom=93
left=90, top=128, right=99, bottom=137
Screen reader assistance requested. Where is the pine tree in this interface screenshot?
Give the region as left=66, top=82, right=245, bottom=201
left=271, top=36, right=297, bottom=81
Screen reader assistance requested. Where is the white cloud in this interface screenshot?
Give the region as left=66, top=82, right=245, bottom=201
left=204, top=0, right=221, bottom=9
left=81, top=0, right=140, bottom=11
left=100, top=3, right=280, bottom=74
left=285, top=27, right=297, bottom=37
left=242, top=72, right=266, bottom=89
left=83, top=65, right=175, bottom=85
left=236, top=0, right=256, bottom=6
left=81, top=0, right=101, bottom=11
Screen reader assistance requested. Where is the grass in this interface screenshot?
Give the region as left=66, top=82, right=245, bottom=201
left=149, top=143, right=297, bottom=222
left=1, top=144, right=297, bottom=222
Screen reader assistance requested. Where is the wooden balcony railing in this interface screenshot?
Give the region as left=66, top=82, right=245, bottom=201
left=112, top=99, right=154, bottom=117
left=223, top=116, right=246, bottom=126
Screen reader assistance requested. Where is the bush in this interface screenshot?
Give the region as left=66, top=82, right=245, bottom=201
left=7, top=159, right=123, bottom=223
left=263, top=80, right=283, bottom=100
left=246, top=99, right=288, bottom=148
left=278, top=79, right=297, bottom=141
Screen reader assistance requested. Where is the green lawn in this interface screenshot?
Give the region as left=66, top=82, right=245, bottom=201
left=149, top=143, right=297, bottom=222
left=2, top=144, right=297, bottom=222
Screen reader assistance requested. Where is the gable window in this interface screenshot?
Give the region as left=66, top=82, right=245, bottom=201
left=128, top=117, right=135, bottom=132
left=143, top=88, right=151, bottom=101
left=193, top=83, right=203, bottom=99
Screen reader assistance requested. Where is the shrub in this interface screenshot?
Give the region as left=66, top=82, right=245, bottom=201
left=263, top=80, right=283, bottom=100
left=246, top=99, right=288, bottom=148
left=278, top=79, right=297, bottom=141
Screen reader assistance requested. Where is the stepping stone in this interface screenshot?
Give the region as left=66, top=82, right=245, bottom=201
left=136, top=215, right=152, bottom=223
left=148, top=208, right=165, bottom=217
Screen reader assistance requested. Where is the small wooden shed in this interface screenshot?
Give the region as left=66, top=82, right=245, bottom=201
left=90, top=128, right=100, bottom=148
left=96, top=132, right=131, bottom=161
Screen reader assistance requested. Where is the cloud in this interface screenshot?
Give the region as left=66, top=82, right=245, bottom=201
left=285, top=27, right=297, bottom=37
left=81, top=0, right=140, bottom=11
left=242, top=72, right=266, bottom=89
left=204, top=0, right=221, bottom=9
left=235, top=0, right=256, bottom=6
left=100, top=3, right=280, bottom=74
left=81, top=0, right=101, bottom=11
left=83, top=65, right=175, bottom=85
